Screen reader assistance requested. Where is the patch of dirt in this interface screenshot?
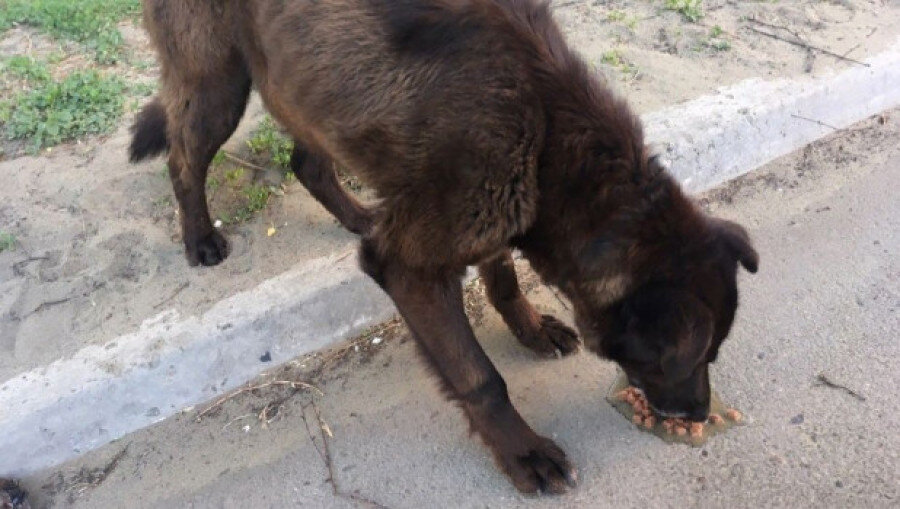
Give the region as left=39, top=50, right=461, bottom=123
left=553, top=0, right=900, bottom=113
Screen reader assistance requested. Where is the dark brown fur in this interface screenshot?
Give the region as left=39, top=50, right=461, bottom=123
left=130, top=0, right=757, bottom=494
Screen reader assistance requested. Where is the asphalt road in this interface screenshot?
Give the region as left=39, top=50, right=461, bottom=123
left=21, top=113, right=899, bottom=508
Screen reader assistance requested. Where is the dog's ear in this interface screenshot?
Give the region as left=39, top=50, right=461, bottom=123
left=712, top=218, right=759, bottom=273
left=660, top=297, right=714, bottom=381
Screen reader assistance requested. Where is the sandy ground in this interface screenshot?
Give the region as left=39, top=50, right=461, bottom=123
left=2, top=1, right=899, bottom=381
left=555, top=0, right=900, bottom=112
left=17, top=110, right=900, bottom=508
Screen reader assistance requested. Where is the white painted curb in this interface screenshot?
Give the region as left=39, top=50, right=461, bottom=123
left=646, top=38, right=900, bottom=192
left=0, top=253, right=396, bottom=476
left=2, top=38, right=899, bottom=477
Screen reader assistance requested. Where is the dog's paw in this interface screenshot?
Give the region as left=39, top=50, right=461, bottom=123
left=519, top=315, right=580, bottom=358
left=499, top=436, right=578, bottom=495
left=186, top=230, right=229, bottom=267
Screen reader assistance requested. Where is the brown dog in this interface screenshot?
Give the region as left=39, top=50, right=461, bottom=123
left=130, top=0, right=758, bottom=494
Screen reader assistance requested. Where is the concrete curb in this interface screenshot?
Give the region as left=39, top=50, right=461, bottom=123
left=2, top=39, right=899, bottom=477
left=645, top=38, right=900, bottom=192
left=1, top=253, right=396, bottom=476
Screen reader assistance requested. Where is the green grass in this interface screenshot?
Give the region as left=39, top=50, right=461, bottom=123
left=224, top=167, right=245, bottom=184
left=220, top=184, right=273, bottom=224
left=0, top=232, right=16, bottom=253
left=211, top=150, right=227, bottom=167
left=703, top=25, right=731, bottom=52
left=705, top=38, right=731, bottom=51
left=600, top=49, right=639, bottom=78
left=0, top=0, right=142, bottom=63
left=607, top=9, right=639, bottom=30
left=247, top=116, right=293, bottom=170
left=1, top=56, right=51, bottom=83
left=663, top=0, right=704, bottom=22
left=607, top=10, right=627, bottom=22
left=2, top=69, right=126, bottom=151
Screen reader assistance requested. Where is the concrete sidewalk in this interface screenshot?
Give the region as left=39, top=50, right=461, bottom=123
left=20, top=111, right=899, bottom=508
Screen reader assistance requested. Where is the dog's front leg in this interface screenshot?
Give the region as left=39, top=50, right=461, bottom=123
left=360, top=242, right=577, bottom=494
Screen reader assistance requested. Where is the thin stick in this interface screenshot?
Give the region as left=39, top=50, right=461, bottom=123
left=222, top=413, right=255, bottom=431
left=814, top=373, right=866, bottom=401
left=749, top=18, right=806, bottom=43
left=840, top=43, right=861, bottom=60
left=745, top=26, right=870, bottom=67
left=196, top=380, right=322, bottom=421
left=222, top=151, right=269, bottom=172
left=152, top=282, right=189, bottom=309
left=790, top=114, right=838, bottom=131
left=312, top=401, right=387, bottom=508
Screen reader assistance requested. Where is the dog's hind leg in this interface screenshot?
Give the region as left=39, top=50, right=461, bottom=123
left=479, top=250, right=580, bottom=357
left=359, top=242, right=577, bottom=494
left=290, top=144, right=374, bottom=235
left=163, top=54, right=251, bottom=266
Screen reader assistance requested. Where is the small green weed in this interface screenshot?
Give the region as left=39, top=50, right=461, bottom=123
left=607, top=9, right=639, bottom=30
left=247, top=116, right=293, bottom=170
left=245, top=184, right=271, bottom=212
left=224, top=167, right=245, bottom=184
left=663, top=0, right=703, bottom=22
left=0, top=232, right=16, bottom=252
left=221, top=184, right=272, bottom=224
left=706, top=39, right=731, bottom=51
left=703, top=25, right=731, bottom=52
left=607, top=10, right=626, bottom=22
left=0, top=0, right=142, bottom=63
left=600, top=49, right=639, bottom=78
left=2, top=69, right=126, bottom=151
left=211, top=150, right=227, bottom=167
left=131, top=81, right=156, bottom=97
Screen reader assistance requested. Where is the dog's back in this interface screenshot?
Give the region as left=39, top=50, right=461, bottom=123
left=139, top=0, right=585, bottom=266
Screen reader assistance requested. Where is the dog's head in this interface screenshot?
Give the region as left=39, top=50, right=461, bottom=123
left=570, top=215, right=758, bottom=422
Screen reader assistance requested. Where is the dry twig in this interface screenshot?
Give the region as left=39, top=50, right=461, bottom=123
left=814, top=373, right=866, bottom=401
left=222, top=151, right=269, bottom=172
left=745, top=25, right=870, bottom=67
left=196, top=380, right=322, bottom=422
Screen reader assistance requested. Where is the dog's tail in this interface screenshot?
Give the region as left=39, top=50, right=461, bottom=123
left=129, top=97, right=169, bottom=163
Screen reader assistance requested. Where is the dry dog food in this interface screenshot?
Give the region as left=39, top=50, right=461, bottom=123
left=615, top=387, right=742, bottom=439
left=606, top=373, right=744, bottom=446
